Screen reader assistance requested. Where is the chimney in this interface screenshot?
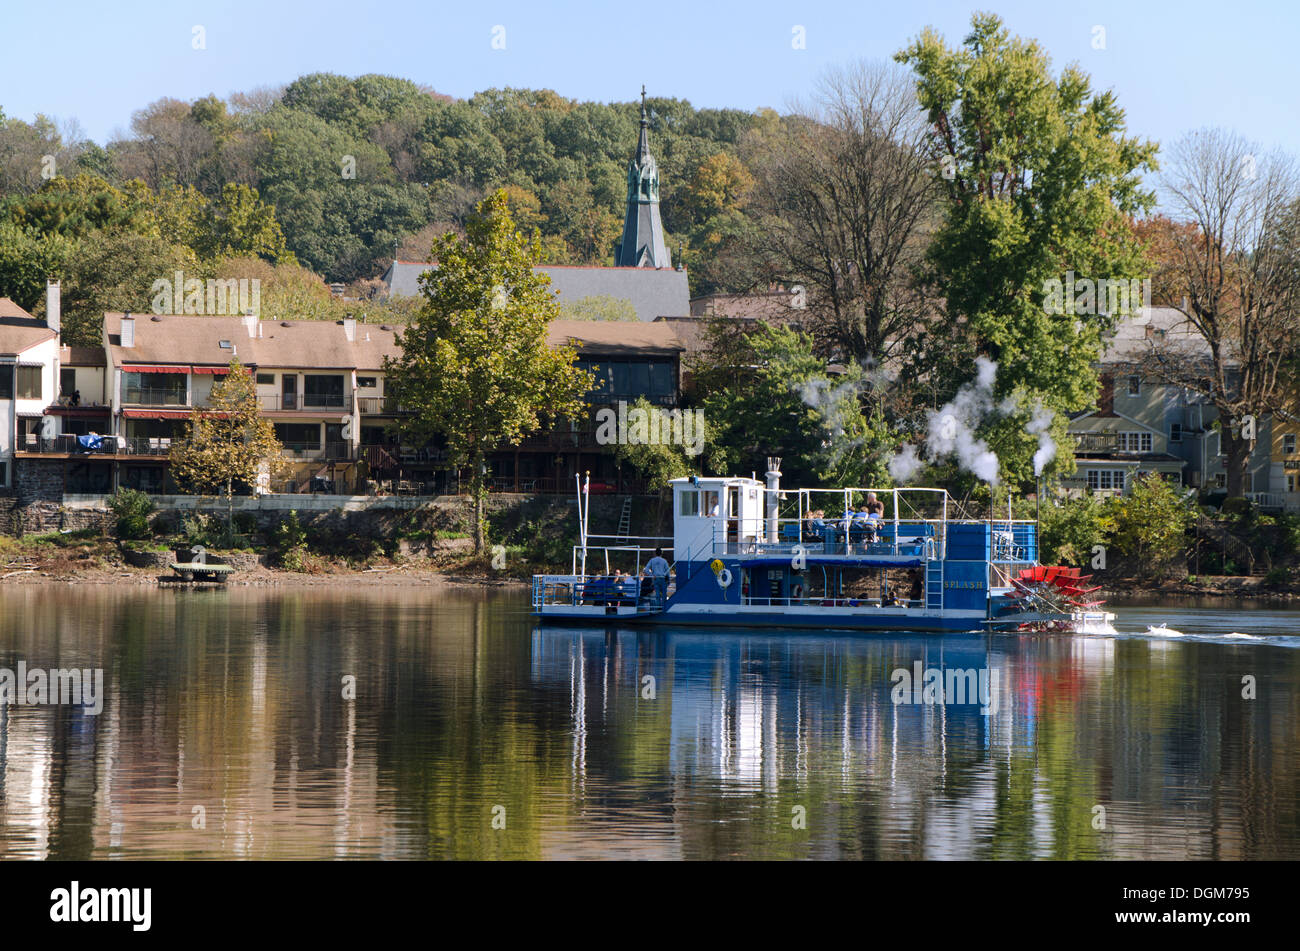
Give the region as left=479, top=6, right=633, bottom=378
left=243, top=313, right=258, bottom=338
left=343, top=317, right=356, bottom=342
left=46, top=279, right=61, bottom=334
left=120, top=314, right=135, bottom=348
left=1098, top=373, right=1114, bottom=415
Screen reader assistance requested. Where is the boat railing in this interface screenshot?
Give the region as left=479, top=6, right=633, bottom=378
left=532, top=574, right=671, bottom=613
left=708, top=516, right=944, bottom=560
left=741, top=594, right=922, bottom=609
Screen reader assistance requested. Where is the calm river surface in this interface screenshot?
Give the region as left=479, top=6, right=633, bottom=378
left=0, top=585, right=1297, bottom=860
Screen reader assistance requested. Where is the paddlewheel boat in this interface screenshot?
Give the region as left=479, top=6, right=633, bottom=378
left=531, top=461, right=1116, bottom=636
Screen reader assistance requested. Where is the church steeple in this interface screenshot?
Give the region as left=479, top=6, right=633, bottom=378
left=617, top=85, right=670, bottom=268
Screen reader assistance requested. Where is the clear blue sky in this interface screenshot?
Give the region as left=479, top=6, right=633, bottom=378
left=2, top=0, right=1297, bottom=158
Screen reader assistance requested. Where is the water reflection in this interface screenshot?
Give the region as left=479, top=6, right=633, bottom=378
left=0, top=587, right=1296, bottom=859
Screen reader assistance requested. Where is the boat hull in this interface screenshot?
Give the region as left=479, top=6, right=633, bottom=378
left=533, top=602, right=989, bottom=633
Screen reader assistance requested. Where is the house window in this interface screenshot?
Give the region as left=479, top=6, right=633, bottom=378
left=1288, top=474, right=1297, bottom=493
left=1086, top=469, right=1123, bottom=491
left=256, top=373, right=275, bottom=385
left=0, top=460, right=8, bottom=487
left=124, top=372, right=186, bottom=406
left=357, top=376, right=377, bottom=388
left=1128, top=376, right=1141, bottom=395
left=1118, top=432, right=1152, bottom=453
left=303, top=374, right=345, bottom=408
left=1214, top=473, right=1227, bottom=489
left=274, top=422, right=321, bottom=451
left=0, top=365, right=12, bottom=400
left=16, top=366, right=42, bottom=400
left=1285, top=433, right=1297, bottom=455
left=60, top=368, right=76, bottom=397
left=1170, top=423, right=1182, bottom=444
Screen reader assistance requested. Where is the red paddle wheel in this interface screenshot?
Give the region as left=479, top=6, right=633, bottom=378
left=1004, top=566, right=1105, bottom=631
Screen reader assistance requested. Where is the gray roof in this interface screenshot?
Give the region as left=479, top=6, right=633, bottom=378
left=383, top=261, right=690, bottom=323
left=1099, top=306, right=1211, bottom=364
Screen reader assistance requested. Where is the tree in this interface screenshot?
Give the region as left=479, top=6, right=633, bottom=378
left=743, top=62, right=940, bottom=363
left=56, top=230, right=196, bottom=345
left=557, top=294, right=638, bottom=322
left=698, top=322, right=897, bottom=487
left=384, top=190, right=592, bottom=551
left=1110, top=474, right=1193, bottom=577
left=1140, top=130, right=1300, bottom=497
left=896, top=14, right=1158, bottom=475
left=169, top=359, right=284, bottom=527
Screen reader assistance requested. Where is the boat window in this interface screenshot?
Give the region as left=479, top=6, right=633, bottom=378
left=702, top=490, right=720, bottom=516
left=679, top=490, right=699, bottom=517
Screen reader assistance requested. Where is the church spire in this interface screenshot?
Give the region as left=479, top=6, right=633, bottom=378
left=617, top=85, right=670, bottom=268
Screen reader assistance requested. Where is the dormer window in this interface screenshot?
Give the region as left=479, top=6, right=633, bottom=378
left=219, top=340, right=232, bottom=349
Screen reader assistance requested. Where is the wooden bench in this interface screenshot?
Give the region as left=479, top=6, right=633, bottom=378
left=169, top=563, right=235, bottom=582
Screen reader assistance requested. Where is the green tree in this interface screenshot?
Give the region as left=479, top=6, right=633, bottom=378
left=169, top=359, right=284, bottom=527
left=897, top=14, right=1157, bottom=480
left=384, top=190, right=592, bottom=551
left=699, top=322, right=896, bottom=487
left=1109, top=474, right=1193, bottom=577
left=557, top=294, right=638, bottom=322
left=1038, top=493, right=1113, bottom=567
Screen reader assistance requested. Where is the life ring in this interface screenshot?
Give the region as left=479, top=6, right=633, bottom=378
left=717, top=568, right=733, bottom=589
left=791, top=582, right=804, bottom=600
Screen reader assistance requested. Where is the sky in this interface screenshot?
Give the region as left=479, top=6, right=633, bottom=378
left=1, top=0, right=1298, bottom=159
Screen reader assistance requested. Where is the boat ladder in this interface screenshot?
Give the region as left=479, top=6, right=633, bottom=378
left=925, top=559, right=944, bottom=612
left=616, top=497, right=632, bottom=539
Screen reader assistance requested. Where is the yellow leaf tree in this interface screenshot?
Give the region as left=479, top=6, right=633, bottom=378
left=169, top=358, right=284, bottom=527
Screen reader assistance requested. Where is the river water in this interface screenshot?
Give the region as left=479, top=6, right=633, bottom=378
left=0, top=585, right=1296, bottom=860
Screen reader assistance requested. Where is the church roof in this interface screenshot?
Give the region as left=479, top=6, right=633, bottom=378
left=382, top=261, right=690, bottom=323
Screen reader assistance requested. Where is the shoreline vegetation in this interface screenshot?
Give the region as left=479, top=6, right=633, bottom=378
left=2, top=527, right=1298, bottom=603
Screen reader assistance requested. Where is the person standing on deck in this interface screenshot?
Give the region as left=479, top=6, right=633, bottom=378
left=645, top=548, right=671, bottom=606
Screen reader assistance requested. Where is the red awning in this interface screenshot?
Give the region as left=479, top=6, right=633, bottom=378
left=123, top=409, right=193, bottom=419
left=122, top=365, right=189, bottom=374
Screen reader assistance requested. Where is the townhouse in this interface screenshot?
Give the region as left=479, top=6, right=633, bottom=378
left=1065, top=306, right=1279, bottom=501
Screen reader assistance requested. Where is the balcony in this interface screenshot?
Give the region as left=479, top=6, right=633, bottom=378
left=280, top=441, right=354, bottom=460
left=123, top=387, right=188, bottom=407
left=16, top=434, right=173, bottom=457
left=516, top=427, right=603, bottom=451
left=357, top=395, right=403, bottom=415
left=259, top=394, right=353, bottom=413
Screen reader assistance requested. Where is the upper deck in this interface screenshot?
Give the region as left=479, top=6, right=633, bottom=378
left=668, top=476, right=1037, bottom=566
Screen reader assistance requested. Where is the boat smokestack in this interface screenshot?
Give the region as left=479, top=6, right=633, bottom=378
left=765, top=456, right=782, bottom=544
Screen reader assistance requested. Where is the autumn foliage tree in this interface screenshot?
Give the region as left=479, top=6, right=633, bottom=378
left=384, top=190, right=592, bottom=552
left=169, top=359, right=284, bottom=525
left=1139, top=130, right=1300, bottom=497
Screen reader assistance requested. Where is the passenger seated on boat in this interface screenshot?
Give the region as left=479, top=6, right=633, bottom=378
left=803, top=510, right=826, bottom=541
left=882, top=586, right=902, bottom=607
left=848, top=505, right=877, bottom=544
left=865, top=492, right=885, bottom=518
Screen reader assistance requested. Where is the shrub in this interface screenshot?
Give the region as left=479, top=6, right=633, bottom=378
left=1110, top=474, right=1194, bottom=574
left=271, top=511, right=308, bottom=571
left=180, top=512, right=216, bottom=547
left=1038, top=493, right=1112, bottom=567
left=107, top=488, right=155, bottom=540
